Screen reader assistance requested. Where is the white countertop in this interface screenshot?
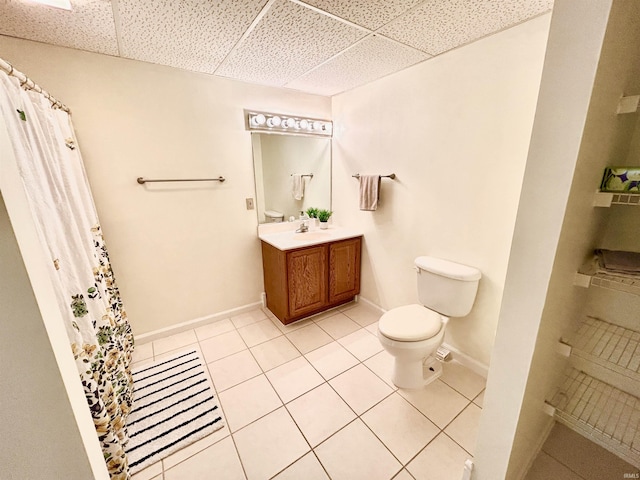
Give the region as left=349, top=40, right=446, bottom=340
left=258, top=223, right=363, bottom=251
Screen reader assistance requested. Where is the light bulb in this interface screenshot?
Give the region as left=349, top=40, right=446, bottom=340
left=299, top=119, right=309, bottom=130
left=32, top=0, right=71, bottom=10
left=254, top=114, right=266, bottom=126
left=312, top=121, right=322, bottom=131
left=272, top=116, right=281, bottom=126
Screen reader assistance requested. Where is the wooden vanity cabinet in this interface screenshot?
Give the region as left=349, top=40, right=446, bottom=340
left=261, top=236, right=362, bottom=325
left=287, top=245, right=328, bottom=319
left=328, top=237, right=361, bottom=304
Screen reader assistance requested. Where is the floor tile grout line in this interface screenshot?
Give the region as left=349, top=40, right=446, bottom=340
left=200, top=346, right=252, bottom=480
left=438, top=400, right=477, bottom=457
left=222, top=350, right=315, bottom=478
left=442, top=430, right=475, bottom=459
left=142, top=305, right=482, bottom=479
left=227, top=428, right=250, bottom=480
left=439, top=372, right=487, bottom=402
left=356, top=395, right=421, bottom=470
left=213, top=330, right=394, bottom=474
left=539, top=448, right=591, bottom=480
left=215, top=339, right=279, bottom=480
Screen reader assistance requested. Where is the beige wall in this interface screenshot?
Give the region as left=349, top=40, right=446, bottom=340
left=0, top=36, right=330, bottom=335
left=331, top=14, right=551, bottom=367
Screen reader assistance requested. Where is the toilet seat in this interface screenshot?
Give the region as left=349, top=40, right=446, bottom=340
left=379, top=304, right=443, bottom=341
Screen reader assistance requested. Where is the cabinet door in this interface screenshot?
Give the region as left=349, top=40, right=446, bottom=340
left=287, top=245, right=328, bottom=318
left=329, top=237, right=361, bottom=304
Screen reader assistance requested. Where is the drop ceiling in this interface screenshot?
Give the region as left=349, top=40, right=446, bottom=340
left=0, top=0, right=553, bottom=96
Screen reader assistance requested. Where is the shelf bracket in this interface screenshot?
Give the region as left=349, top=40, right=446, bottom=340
left=574, top=272, right=592, bottom=288
left=543, top=401, right=556, bottom=417
left=556, top=340, right=572, bottom=357
left=617, top=95, right=640, bottom=114
left=593, top=190, right=613, bottom=207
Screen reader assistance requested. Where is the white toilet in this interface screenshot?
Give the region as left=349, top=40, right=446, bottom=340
left=264, top=209, right=284, bottom=223
left=377, top=256, right=481, bottom=389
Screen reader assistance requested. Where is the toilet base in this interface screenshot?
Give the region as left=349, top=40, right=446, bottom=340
left=391, top=355, right=443, bottom=389
left=422, top=356, right=443, bottom=387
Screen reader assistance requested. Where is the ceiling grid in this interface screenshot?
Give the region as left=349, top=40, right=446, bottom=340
left=0, top=0, right=553, bottom=96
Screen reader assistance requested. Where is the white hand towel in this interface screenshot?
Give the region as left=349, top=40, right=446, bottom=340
left=359, top=175, right=381, bottom=211
left=292, top=174, right=304, bottom=200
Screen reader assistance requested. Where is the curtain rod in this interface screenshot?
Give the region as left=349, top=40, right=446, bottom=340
left=0, top=57, right=70, bottom=113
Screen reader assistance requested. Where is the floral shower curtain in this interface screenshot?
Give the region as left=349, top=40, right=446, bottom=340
left=0, top=71, right=134, bottom=479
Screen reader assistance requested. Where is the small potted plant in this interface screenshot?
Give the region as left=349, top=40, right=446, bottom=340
left=317, top=209, right=332, bottom=229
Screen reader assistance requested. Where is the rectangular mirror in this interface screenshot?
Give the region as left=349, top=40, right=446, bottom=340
left=252, top=133, right=331, bottom=224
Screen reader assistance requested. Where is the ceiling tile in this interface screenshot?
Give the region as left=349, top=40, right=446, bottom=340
left=286, top=34, right=430, bottom=96
left=379, top=0, right=553, bottom=55
left=117, top=0, right=269, bottom=74
left=299, top=0, right=424, bottom=30
left=0, top=0, right=118, bottom=55
left=216, top=0, right=367, bottom=87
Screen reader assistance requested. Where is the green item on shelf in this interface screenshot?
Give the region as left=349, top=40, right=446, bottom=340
left=600, top=167, right=640, bottom=192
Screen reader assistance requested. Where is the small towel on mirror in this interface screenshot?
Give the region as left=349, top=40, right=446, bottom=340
left=292, top=174, right=304, bottom=200
left=359, top=175, right=381, bottom=211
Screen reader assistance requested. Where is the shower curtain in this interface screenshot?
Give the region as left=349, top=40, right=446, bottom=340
left=0, top=71, right=134, bottom=479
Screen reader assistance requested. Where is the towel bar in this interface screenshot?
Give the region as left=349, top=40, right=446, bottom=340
left=291, top=173, right=314, bottom=178
left=352, top=173, right=396, bottom=179
left=137, top=176, right=225, bottom=184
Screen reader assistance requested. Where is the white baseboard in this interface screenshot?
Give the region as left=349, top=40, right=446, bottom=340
left=135, top=301, right=263, bottom=344
left=441, top=342, right=489, bottom=379
left=357, top=295, right=387, bottom=314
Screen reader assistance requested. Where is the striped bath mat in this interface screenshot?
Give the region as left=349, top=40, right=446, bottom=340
left=125, top=350, right=225, bottom=474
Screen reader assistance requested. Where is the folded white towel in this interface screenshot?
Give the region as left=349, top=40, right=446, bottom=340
left=292, top=174, right=304, bottom=200
left=359, top=175, right=381, bottom=211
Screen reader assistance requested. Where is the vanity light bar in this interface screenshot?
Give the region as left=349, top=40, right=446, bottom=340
left=246, top=110, right=333, bottom=137
left=28, top=0, right=72, bottom=10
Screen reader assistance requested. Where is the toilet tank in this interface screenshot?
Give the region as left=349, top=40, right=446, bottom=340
left=264, top=210, right=284, bottom=223
left=415, top=256, right=481, bottom=317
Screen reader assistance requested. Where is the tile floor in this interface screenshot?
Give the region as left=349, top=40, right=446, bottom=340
left=525, top=423, right=640, bottom=480
left=130, top=302, right=486, bottom=480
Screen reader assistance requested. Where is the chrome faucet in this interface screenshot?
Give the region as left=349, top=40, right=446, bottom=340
left=295, top=212, right=309, bottom=233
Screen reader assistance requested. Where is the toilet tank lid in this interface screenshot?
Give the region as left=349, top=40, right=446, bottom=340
left=415, top=256, right=481, bottom=281
left=265, top=210, right=284, bottom=217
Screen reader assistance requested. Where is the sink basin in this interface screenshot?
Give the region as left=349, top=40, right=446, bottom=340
left=258, top=225, right=363, bottom=250
left=293, top=232, right=331, bottom=241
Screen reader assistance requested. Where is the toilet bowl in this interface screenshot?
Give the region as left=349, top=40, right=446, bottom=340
left=377, top=256, right=481, bottom=389
left=378, top=304, right=448, bottom=388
